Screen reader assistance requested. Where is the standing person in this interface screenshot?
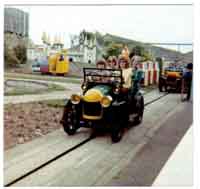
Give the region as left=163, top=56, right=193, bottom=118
left=182, top=63, right=193, bottom=101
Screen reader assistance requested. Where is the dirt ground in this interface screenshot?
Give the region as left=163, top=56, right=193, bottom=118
left=4, top=102, right=63, bottom=151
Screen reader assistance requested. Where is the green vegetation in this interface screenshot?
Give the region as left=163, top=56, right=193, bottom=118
left=104, top=43, right=123, bottom=59
left=4, top=44, right=27, bottom=67
left=4, top=73, right=82, bottom=84
left=156, top=57, right=163, bottom=76
left=4, top=82, right=66, bottom=96
left=130, top=46, right=153, bottom=61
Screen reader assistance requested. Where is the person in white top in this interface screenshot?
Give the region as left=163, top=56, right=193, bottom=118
left=118, top=56, right=133, bottom=91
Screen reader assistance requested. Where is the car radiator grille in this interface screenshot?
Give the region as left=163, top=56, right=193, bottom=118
left=167, top=77, right=177, bottom=82
left=83, top=101, right=102, bottom=116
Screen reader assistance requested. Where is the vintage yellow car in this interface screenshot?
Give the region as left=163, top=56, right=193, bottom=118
left=159, top=66, right=184, bottom=92
left=60, top=68, right=144, bottom=142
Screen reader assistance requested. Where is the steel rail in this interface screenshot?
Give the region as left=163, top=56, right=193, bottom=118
left=5, top=92, right=168, bottom=187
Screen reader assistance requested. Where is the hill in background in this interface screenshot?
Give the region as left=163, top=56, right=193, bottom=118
left=96, top=32, right=192, bottom=64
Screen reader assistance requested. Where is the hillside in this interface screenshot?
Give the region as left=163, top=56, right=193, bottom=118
left=96, top=33, right=184, bottom=62
left=181, top=51, right=193, bottom=64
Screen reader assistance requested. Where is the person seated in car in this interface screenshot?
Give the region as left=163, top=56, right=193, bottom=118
left=130, top=62, right=143, bottom=96
left=118, top=56, right=133, bottom=92
left=106, top=56, right=118, bottom=69
left=93, top=60, right=109, bottom=82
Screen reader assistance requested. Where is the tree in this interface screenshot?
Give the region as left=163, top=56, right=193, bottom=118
left=105, top=43, right=123, bottom=58
left=130, top=45, right=153, bottom=61
left=4, top=44, right=27, bottom=67
left=14, top=44, right=27, bottom=64
left=156, top=57, right=163, bottom=76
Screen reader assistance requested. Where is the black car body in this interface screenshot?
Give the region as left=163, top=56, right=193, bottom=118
left=60, top=68, right=144, bottom=142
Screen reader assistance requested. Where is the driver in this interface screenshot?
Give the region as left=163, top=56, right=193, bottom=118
left=94, top=60, right=109, bottom=82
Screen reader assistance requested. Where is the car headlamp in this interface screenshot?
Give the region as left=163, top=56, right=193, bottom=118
left=114, top=87, right=120, bottom=94
left=100, top=96, right=112, bottom=108
left=71, top=94, right=81, bottom=104
left=81, top=84, right=87, bottom=90
left=113, top=83, right=120, bottom=94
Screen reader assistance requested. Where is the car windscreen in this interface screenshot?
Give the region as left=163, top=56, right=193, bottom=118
left=83, top=68, right=123, bottom=84
left=165, top=67, right=183, bottom=72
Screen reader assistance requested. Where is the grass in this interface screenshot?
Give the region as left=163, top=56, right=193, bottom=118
left=4, top=82, right=66, bottom=96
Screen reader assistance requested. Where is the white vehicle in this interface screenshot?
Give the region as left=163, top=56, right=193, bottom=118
left=32, top=62, right=40, bottom=72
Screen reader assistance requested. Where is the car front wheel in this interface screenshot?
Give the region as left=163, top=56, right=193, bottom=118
left=63, top=111, right=78, bottom=135
left=134, top=96, right=144, bottom=125
left=111, top=123, right=123, bottom=143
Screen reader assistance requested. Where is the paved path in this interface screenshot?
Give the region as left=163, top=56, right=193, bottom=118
left=107, top=101, right=192, bottom=186
left=4, top=94, right=185, bottom=186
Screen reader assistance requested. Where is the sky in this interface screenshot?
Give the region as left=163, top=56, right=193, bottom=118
left=7, top=5, right=193, bottom=53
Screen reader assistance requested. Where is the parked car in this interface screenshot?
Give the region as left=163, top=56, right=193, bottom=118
left=31, top=61, right=40, bottom=72
left=60, top=68, right=144, bottom=143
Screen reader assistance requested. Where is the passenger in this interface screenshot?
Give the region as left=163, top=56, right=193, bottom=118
left=118, top=56, right=133, bottom=92
left=130, top=62, right=143, bottom=96
left=106, top=56, right=118, bottom=69
left=106, top=56, right=113, bottom=69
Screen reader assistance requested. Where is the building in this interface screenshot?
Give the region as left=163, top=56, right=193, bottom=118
left=68, top=31, right=103, bottom=64
left=4, top=7, right=29, bottom=37
left=4, top=7, right=29, bottom=65
left=27, top=45, right=46, bottom=61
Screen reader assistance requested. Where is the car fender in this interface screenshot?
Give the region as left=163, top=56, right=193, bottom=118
left=112, top=100, right=126, bottom=107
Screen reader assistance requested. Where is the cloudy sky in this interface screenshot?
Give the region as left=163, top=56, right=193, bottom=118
left=7, top=4, right=193, bottom=52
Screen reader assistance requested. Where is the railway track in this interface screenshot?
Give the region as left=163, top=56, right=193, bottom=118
left=5, top=91, right=169, bottom=187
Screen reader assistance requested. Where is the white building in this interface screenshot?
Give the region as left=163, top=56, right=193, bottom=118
left=27, top=45, right=46, bottom=61
left=68, top=31, right=99, bottom=64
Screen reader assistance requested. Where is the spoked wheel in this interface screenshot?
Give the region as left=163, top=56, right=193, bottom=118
left=63, top=111, right=78, bottom=135
left=159, top=82, right=167, bottom=92
left=134, top=96, right=144, bottom=125
left=111, top=123, right=124, bottom=143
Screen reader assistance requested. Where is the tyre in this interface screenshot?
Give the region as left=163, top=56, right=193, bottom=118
left=134, top=96, right=144, bottom=125
left=111, top=123, right=123, bottom=143
left=63, top=111, right=78, bottom=135
left=159, top=82, right=166, bottom=92
left=111, top=106, right=127, bottom=143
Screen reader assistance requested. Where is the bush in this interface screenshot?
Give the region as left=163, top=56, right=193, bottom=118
left=14, top=44, right=27, bottom=64
left=4, top=44, right=27, bottom=67
left=105, top=43, right=123, bottom=58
